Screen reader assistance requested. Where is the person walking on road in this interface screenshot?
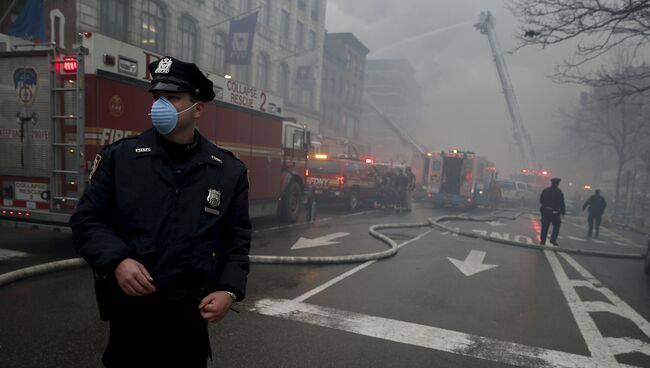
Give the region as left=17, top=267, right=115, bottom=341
left=539, top=177, right=566, bottom=246
left=403, top=166, right=416, bottom=211
left=582, top=189, right=607, bottom=238
left=489, top=180, right=502, bottom=210
left=70, top=56, right=251, bottom=368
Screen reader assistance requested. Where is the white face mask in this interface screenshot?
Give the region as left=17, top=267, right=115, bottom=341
left=149, top=97, right=198, bottom=135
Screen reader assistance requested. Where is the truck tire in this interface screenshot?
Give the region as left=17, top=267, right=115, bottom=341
left=645, top=241, right=650, bottom=275
left=280, top=181, right=302, bottom=222
left=347, top=189, right=360, bottom=211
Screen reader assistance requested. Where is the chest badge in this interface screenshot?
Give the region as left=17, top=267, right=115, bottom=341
left=206, top=189, right=221, bottom=207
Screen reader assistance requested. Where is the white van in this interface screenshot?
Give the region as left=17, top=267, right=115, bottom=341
left=499, top=180, right=529, bottom=206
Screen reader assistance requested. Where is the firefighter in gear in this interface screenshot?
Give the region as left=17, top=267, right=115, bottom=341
left=539, top=177, right=566, bottom=246
left=582, top=189, right=607, bottom=238
left=70, top=56, right=251, bottom=368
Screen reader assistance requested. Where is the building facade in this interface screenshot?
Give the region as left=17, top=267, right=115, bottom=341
left=363, top=59, right=423, bottom=139
left=318, top=32, right=368, bottom=156
left=1, top=0, right=326, bottom=130
left=360, top=59, right=424, bottom=163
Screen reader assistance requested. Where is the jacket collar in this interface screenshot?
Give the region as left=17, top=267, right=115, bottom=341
left=132, top=128, right=224, bottom=168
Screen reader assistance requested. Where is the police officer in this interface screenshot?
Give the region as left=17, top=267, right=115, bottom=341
left=582, top=189, right=607, bottom=238
left=539, top=177, right=565, bottom=246
left=70, top=56, right=251, bottom=368
left=403, top=166, right=416, bottom=211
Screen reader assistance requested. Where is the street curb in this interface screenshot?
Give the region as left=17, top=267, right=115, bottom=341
left=430, top=215, right=646, bottom=260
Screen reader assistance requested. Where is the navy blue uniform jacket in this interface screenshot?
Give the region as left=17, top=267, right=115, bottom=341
left=70, top=128, right=251, bottom=301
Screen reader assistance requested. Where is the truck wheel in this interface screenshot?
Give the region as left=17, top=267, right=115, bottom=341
left=347, top=189, right=360, bottom=211
left=645, top=242, right=650, bottom=275
left=280, top=181, right=302, bottom=222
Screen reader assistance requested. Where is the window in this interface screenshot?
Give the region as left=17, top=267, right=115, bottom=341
left=500, top=181, right=515, bottom=190
left=298, top=0, right=306, bottom=11
left=307, top=160, right=340, bottom=174
left=178, top=15, right=197, bottom=61
left=260, top=0, right=271, bottom=27
left=256, top=52, right=270, bottom=90
left=239, top=0, right=252, bottom=11
left=311, top=0, right=319, bottom=21
left=141, top=0, right=165, bottom=53
left=278, top=63, right=290, bottom=99
left=345, top=162, right=361, bottom=174
left=309, top=30, right=316, bottom=50
left=212, top=32, right=227, bottom=73
left=101, top=0, right=128, bottom=41
left=296, top=21, right=305, bottom=50
left=280, top=10, right=290, bottom=47
left=237, top=65, right=251, bottom=84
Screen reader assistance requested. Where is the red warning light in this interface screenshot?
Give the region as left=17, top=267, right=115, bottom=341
left=25, top=212, right=31, bottom=217
left=63, top=56, right=78, bottom=72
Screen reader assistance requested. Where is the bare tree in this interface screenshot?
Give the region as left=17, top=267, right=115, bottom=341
left=572, top=83, right=650, bottom=215
left=508, top=0, right=650, bottom=98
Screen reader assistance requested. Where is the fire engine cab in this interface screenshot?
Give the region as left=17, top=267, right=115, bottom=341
left=0, top=32, right=310, bottom=227
left=306, top=154, right=378, bottom=210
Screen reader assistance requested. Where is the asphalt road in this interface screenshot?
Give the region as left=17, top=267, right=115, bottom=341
left=0, top=203, right=649, bottom=367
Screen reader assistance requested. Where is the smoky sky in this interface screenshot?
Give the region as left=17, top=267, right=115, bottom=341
left=326, top=0, right=585, bottom=177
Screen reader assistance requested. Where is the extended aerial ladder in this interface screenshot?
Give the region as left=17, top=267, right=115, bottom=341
left=475, top=11, right=540, bottom=169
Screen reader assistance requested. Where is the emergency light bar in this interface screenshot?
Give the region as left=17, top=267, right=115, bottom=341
left=1, top=209, right=31, bottom=217
left=314, top=154, right=328, bottom=160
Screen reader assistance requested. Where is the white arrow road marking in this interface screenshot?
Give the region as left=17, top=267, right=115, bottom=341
left=567, top=236, right=586, bottom=242
left=486, top=221, right=504, bottom=226
left=0, top=248, right=30, bottom=261
left=252, top=298, right=640, bottom=368
left=448, top=250, right=498, bottom=277
left=291, top=232, right=350, bottom=250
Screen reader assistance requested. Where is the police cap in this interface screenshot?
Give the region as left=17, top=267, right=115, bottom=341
left=148, top=56, right=215, bottom=102
left=550, top=177, right=561, bottom=183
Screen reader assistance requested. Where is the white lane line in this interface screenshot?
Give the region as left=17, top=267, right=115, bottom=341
left=605, top=337, right=650, bottom=356
left=544, top=250, right=619, bottom=365
left=292, top=229, right=434, bottom=303
left=558, top=252, right=650, bottom=339
left=0, top=249, right=30, bottom=261
left=568, top=236, right=586, bottom=242
left=252, top=298, right=639, bottom=368
left=564, top=219, right=644, bottom=249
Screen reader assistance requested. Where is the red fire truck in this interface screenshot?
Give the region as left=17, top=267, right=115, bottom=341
left=0, top=32, right=310, bottom=227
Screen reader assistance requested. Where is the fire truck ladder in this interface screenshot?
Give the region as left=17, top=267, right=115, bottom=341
left=475, top=11, right=540, bottom=169
left=49, top=33, right=86, bottom=213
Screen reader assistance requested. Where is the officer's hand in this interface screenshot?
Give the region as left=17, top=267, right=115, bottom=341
left=198, top=291, right=233, bottom=323
left=115, top=258, right=156, bottom=296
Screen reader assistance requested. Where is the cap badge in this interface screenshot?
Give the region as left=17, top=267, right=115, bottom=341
left=155, top=57, right=173, bottom=74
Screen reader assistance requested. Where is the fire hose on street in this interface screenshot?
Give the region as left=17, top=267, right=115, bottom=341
left=0, top=212, right=646, bottom=288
